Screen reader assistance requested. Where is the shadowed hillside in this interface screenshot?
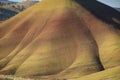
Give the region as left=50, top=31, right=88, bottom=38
left=0, top=0, right=120, bottom=80
left=76, top=0, right=120, bottom=29
left=115, top=8, right=120, bottom=12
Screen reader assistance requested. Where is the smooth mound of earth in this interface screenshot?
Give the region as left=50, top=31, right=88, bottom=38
left=69, top=66, right=120, bottom=80
left=0, top=0, right=120, bottom=79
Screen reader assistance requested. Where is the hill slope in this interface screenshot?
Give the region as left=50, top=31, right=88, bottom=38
left=0, top=0, right=102, bottom=77
left=69, top=66, right=120, bottom=80
left=0, top=0, right=120, bottom=80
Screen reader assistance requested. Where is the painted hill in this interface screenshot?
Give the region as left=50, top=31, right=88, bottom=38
left=0, top=0, right=120, bottom=80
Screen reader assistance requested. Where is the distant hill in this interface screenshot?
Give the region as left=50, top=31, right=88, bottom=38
left=0, top=8, right=17, bottom=22
left=0, top=0, right=39, bottom=12
left=17, top=0, right=39, bottom=9
left=0, top=0, right=39, bottom=22
left=115, top=8, right=120, bottom=12
left=0, top=0, right=16, bottom=6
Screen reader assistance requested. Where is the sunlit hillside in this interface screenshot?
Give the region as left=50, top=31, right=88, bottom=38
left=0, top=0, right=120, bottom=80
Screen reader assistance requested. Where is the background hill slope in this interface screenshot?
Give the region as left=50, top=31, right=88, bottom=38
left=0, top=0, right=38, bottom=22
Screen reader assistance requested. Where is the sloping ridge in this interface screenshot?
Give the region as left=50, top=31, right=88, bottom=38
left=0, top=0, right=120, bottom=79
